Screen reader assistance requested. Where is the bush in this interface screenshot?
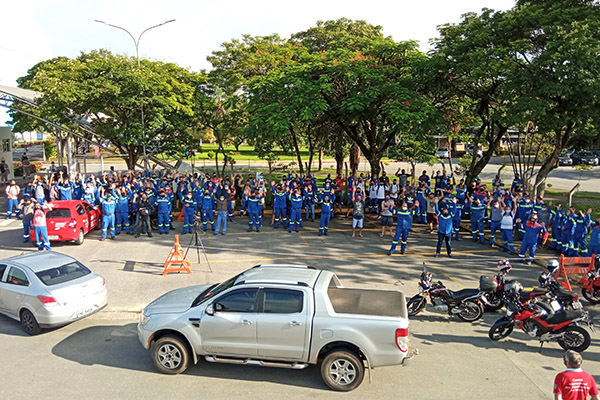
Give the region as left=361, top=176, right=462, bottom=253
left=13, top=161, right=42, bottom=177
left=43, top=140, right=57, bottom=159
left=207, top=151, right=215, bottom=160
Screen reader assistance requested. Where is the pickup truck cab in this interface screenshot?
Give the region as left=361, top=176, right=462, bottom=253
left=138, top=265, right=414, bottom=391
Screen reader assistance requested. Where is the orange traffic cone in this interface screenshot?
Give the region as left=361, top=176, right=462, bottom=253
left=176, top=207, right=185, bottom=222
left=162, top=234, right=192, bottom=275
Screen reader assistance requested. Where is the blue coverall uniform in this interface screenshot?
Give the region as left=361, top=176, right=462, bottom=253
left=416, top=188, right=428, bottom=223
left=201, top=194, right=214, bottom=231
left=156, top=196, right=172, bottom=234
left=389, top=208, right=413, bottom=254
left=519, top=221, right=547, bottom=263
left=100, top=196, right=117, bottom=239
left=562, top=215, right=576, bottom=256
left=272, top=188, right=288, bottom=229
left=182, top=198, right=196, bottom=234
left=515, top=200, right=533, bottom=239
left=247, top=196, right=261, bottom=231
left=573, top=214, right=591, bottom=255
left=470, top=202, right=486, bottom=243
left=436, top=204, right=454, bottom=256
left=116, top=193, right=130, bottom=234
left=550, top=208, right=565, bottom=250
left=288, top=194, right=304, bottom=232
left=588, top=223, right=600, bottom=256
left=318, top=198, right=333, bottom=235
left=450, top=203, right=463, bottom=240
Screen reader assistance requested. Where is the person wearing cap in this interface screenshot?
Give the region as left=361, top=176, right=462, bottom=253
left=99, top=187, right=117, bottom=241
left=517, top=214, right=547, bottom=264
left=0, top=157, right=9, bottom=184
left=317, top=193, right=333, bottom=236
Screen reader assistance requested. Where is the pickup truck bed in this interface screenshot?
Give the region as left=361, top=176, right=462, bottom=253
left=327, top=287, right=407, bottom=318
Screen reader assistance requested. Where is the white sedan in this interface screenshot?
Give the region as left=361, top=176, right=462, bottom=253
left=0, top=252, right=107, bottom=335
left=435, top=148, right=450, bottom=158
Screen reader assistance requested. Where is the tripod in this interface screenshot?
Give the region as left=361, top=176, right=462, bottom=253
left=183, top=220, right=213, bottom=273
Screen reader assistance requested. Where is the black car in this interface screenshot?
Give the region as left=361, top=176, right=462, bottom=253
left=571, top=151, right=599, bottom=166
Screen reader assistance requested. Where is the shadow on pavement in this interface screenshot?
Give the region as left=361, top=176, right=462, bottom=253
left=51, top=322, right=328, bottom=390
left=0, top=314, right=28, bottom=337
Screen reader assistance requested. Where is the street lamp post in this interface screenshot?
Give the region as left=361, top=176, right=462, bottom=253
left=94, top=19, right=175, bottom=169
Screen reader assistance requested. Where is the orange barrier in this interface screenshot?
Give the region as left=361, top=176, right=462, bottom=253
left=556, top=254, right=595, bottom=291
left=176, top=207, right=185, bottom=222
left=162, top=234, right=192, bottom=275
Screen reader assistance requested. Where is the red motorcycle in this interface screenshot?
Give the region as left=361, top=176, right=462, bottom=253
left=581, top=256, right=600, bottom=304
left=488, top=281, right=594, bottom=352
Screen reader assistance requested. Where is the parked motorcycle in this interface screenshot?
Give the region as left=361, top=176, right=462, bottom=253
left=480, top=260, right=512, bottom=311
left=581, top=256, right=600, bottom=305
left=488, top=281, right=594, bottom=352
left=407, top=268, right=486, bottom=322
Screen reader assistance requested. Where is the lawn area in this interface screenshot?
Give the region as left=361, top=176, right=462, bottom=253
left=187, top=144, right=312, bottom=161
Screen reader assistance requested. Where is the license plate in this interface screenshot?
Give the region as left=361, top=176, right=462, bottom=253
left=573, top=301, right=583, bottom=309
left=76, top=307, right=94, bottom=318
left=48, top=235, right=59, bottom=240
left=550, top=300, right=562, bottom=312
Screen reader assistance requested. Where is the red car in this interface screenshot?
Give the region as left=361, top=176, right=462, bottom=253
left=31, top=200, right=101, bottom=245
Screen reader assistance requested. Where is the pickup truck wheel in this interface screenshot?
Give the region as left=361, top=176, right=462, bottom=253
left=321, top=350, right=364, bottom=392
left=152, top=336, right=190, bottom=375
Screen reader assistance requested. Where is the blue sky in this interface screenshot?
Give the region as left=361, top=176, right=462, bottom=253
left=1, top=0, right=515, bottom=126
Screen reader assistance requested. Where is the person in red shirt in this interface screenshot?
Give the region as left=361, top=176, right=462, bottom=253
left=554, top=350, right=598, bottom=400
left=334, top=174, right=345, bottom=215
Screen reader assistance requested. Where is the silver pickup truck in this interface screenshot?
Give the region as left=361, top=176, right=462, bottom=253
left=137, top=264, right=415, bottom=391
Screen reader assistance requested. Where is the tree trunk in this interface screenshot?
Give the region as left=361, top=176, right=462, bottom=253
left=410, top=161, right=416, bottom=185
left=335, top=148, right=344, bottom=176
left=465, top=123, right=506, bottom=184
left=534, top=124, right=573, bottom=198
left=318, top=147, right=323, bottom=171
left=364, top=150, right=382, bottom=176
left=124, top=146, right=139, bottom=171
left=289, top=126, right=304, bottom=174
left=349, top=144, right=360, bottom=174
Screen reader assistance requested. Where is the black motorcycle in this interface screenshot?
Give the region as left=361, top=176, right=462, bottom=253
left=407, top=269, right=486, bottom=322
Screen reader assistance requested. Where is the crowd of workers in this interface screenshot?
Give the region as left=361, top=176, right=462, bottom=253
left=3, top=165, right=600, bottom=262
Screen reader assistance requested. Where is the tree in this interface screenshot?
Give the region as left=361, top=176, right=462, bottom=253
left=12, top=50, right=197, bottom=170
left=389, top=134, right=438, bottom=183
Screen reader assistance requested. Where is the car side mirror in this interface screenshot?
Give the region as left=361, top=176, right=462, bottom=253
left=206, top=304, right=214, bottom=316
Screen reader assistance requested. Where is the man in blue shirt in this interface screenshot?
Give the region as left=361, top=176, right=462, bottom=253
left=288, top=189, right=304, bottom=233
left=100, top=191, right=117, bottom=241
left=470, top=197, right=487, bottom=244
left=155, top=189, right=172, bottom=234
left=271, top=182, right=288, bottom=229
left=317, top=194, right=333, bottom=236
left=517, top=215, right=547, bottom=264
left=388, top=201, right=418, bottom=255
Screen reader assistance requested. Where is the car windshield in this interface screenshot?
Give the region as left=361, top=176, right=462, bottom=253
left=191, top=272, right=243, bottom=307
left=46, top=208, right=72, bottom=219
left=35, top=261, right=92, bottom=286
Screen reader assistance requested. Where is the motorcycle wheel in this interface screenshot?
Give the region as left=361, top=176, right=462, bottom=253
left=488, top=319, right=514, bottom=341
left=407, top=296, right=427, bottom=317
left=558, top=326, right=591, bottom=352
left=581, top=288, right=600, bottom=305
left=457, top=301, right=484, bottom=322
left=483, top=292, right=504, bottom=312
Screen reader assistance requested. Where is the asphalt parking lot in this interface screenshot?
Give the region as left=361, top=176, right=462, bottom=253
left=0, top=213, right=599, bottom=399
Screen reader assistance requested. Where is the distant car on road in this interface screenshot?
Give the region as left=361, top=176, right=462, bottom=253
left=467, top=144, right=483, bottom=158
left=558, top=152, right=574, bottom=166
left=571, top=151, right=599, bottom=166
left=0, top=252, right=107, bottom=335
left=435, top=148, right=450, bottom=159
left=31, top=200, right=101, bottom=245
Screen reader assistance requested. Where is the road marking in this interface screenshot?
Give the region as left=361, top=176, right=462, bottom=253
left=0, top=219, right=14, bottom=227
left=299, top=233, right=310, bottom=248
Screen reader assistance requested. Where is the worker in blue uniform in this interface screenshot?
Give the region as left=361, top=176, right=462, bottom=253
left=115, top=188, right=130, bottom=235
left=200, top=190, right=215, bottom=232
left=100, top=191, right=117, bottom=241
left=388, top=201, right=418, bottom=255
left=288, top=189, right=304, bottom=233
left=271, top=182, right=288, bottom=229
left=435, top=198, right=454, bottom=257
left=155, top=190, right=172, bottom=234
left=304, top=186, right=316, bottom=222
left=515, top=193, right=533, bottom=239
left=517, top=215, right=547, bottom=264
left=550, top=202, right=565, bottom=250
left=448, top=199, right=463, bottom=241
left=469, top=197, right=486, bottom=244
left=182, top=193, right=196, bottom=235
left=561, top=209, right=576, bottom=256
left=588, top=219, right=600, bottom=256
left=318, top=194, right=333, bottom=236
left=415, top=183, right=429, bottom=223
left=572, top=208, right=592, bottom=255
left=246, top=190, right=261, bottom=232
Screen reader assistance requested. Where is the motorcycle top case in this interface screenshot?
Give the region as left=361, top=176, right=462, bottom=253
left=479, top=276, right=498, bottom=292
